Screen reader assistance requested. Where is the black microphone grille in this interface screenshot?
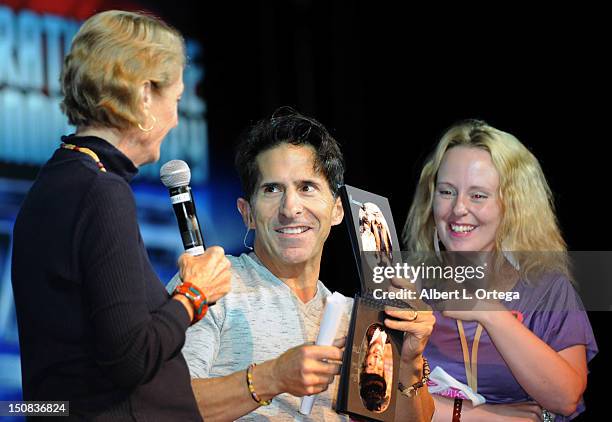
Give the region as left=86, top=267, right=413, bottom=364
left=160, top=160, right=191, bottom=188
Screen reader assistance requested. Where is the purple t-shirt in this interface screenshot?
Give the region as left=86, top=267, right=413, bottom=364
left=425, top=273, right=598, bottom=420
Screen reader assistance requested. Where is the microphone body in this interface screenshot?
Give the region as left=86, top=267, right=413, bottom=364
left=161, top=160, right=205, bottom=256
left=169, top=185, right=205, bottom=256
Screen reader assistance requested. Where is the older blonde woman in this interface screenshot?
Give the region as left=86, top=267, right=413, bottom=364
left=402, top=120, right=597, bottom=421
left=11, top=11, right=230, bottom=420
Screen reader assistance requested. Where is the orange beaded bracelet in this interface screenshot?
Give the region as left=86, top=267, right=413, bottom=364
left=173, top=282, right=208, bottom=323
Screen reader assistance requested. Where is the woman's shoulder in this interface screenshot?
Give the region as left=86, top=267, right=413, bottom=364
left=83, top=168, right=135, bottom=202
left=521, top=270, right=574, bottom=293
left=515, top=270, right=585, bottom=312
left=47, top=150, right=133, bottom=201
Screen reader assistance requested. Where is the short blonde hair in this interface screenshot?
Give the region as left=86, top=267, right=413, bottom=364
left=60, top=10, right=185, bottom=129
left=402, top=120, right=569, bottom=278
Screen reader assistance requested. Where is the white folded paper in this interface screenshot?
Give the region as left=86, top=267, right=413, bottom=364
left=427, top=366, right=486, bottom=406
left=299, top=291, right=347, bottom=415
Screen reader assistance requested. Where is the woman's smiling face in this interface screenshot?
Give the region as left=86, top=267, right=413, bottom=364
left=433, top=146, right=502, bottom=253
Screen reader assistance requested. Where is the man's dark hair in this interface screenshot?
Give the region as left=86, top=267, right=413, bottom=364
left=359, top=372, right=387, bottom=412
left=234, top=107, right=345, bottom=202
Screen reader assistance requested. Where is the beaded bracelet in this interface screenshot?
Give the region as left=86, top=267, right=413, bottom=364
left=452, top=398, right=463, bottom=422
left=398, top=357, right=431, bottom=397
left=246, top=363, right=272, bottom=406
left=173, top=282, right=208, bottom=323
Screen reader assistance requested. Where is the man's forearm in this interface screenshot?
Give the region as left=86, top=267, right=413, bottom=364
left=395, top=356, right=435, bottom=422
left=402, top=389, right=435, bottom=422
left=191, top=360, right=279, bottom=422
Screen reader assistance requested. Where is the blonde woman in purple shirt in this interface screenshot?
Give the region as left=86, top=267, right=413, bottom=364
left=402, top=120, right=597, bottom=421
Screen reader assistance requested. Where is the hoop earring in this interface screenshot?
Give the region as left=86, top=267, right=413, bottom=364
left=243, top=227, right=253, bottom=251
left=138, top=114, right=157, bottom=132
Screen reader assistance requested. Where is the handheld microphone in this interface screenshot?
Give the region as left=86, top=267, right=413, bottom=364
left=160, top=160, right=205, bottom=256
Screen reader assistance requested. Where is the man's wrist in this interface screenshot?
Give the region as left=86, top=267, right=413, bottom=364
left=401, top=354, right=424, bottom=385
left=250, top=360, right=281, bottom=401
left=398, top=356, right=430, bottom=397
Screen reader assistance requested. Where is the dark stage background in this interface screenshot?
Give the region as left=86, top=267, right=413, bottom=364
left=1, top=1, right=609, bottom=419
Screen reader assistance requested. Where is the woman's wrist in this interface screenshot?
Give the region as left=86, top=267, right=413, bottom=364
left=172, top=294, right=194, bottom=322
left=479, top=308, right=514, bottom=331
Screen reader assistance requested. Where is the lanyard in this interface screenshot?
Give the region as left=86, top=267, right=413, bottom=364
left=457, top=320, right=483, bottom=393
left=61, top=143, right=107, bottom=172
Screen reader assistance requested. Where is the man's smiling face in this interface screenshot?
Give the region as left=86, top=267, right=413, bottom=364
left=248, top=143, right=343, bottom=270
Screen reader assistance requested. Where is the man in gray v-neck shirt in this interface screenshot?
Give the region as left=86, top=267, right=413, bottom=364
left=174, top=108, right=435, bottom=421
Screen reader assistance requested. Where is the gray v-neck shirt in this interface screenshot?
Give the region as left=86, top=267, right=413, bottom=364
left=176, top=253, right=352, bottom=421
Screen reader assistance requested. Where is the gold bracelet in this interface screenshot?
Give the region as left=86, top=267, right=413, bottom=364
left=398, top=357, right=431, bottom=397
left=246, top=363, right=272, bottom=406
